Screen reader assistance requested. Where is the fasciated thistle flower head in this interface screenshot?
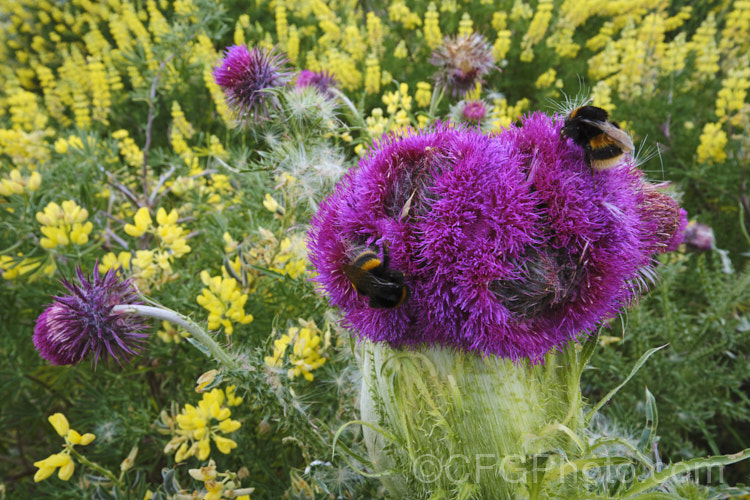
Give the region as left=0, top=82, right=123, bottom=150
left=308, top=114, right=685, bottom=361
left=33, top=266, right=148, bottom=366
left=429, top=33, right=495, bottom=98
left=213, top=45, right=292, bottom=124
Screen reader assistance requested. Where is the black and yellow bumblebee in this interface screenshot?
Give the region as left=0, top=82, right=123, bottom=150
left=560, top=105, right=634, bottom=170
left=342, top=249, right=409, bottom=308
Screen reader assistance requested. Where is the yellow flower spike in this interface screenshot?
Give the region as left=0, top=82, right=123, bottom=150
left=54, top=138, right=69, bottom=154
left=124, top=207, right=152, bottom=237
left=48, top=413, right=70, bottom=437
left=212, top=435, right=237, bottom=454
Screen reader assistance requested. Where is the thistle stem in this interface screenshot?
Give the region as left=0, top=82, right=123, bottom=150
left=68, top=448, right=122, bottom=487
left=428, top=84, right=444, bottom=120
left=113, top=304, right=240, bottom=371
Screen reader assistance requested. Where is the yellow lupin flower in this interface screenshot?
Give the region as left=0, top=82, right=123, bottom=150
left=364, top=55, right=381, bottom=95
left=197, top=271, right=253, bottom=335
left=263, top=193, right=284, bottom=214
left=365, top=108, right=388, bottom=137
left=265, top=320, right=327, bottom=381
left=165, top=388, right=242, bottom=462
left=696, top=122, right=728, bottom=164
left=0, top=169, right=41, bottom=196
left=0, top=254, right=43, bottom=280
left=124, top=207, right=152, bottom=237
left=535, top=68, right=557, bottom=89
left=424, top=3, right=442, bottom=49
left=415, top=82, right=432, bottom=108
left=49, top=413, right=70, bottom=437
left=33, top=413, right=95, bottom=483
left=99, top=251, right=132, bottom=274
left=36, top=200, right=93, bottom=249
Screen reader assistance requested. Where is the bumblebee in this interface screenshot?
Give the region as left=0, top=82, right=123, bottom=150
left=342, top=249, right=409, bottom=309
left=560, top=105, right=634, bottom=170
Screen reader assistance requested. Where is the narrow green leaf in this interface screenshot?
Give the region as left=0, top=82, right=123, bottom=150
left=544, top=456, right=633, bottom=484
left=622, top=448, right=750, bottom=497
left=637, top=387, right=658, bottom=453
left=331, top=420, right=398, bottom=479
left=578, top=337, right=598, bottom=378
left=185, top=336, right=212, bottom=358
left=585, top=345, right=668, bottom=424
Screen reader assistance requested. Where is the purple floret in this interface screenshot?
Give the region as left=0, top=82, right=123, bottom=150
left=308, top=114, right=684, bottom=361
left=33, top=266, right=148, bottom=367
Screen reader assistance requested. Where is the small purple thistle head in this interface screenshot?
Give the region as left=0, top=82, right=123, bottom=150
left=213, top=45, right=292, bottom=124
left=296, top=69, right=338, bottom=98
left=33, top=266, right=148, bottom=367
left=683, top=221, right=714, bottom=251
left=639, top=185, right=687, bottom=254
left=429, top=33, right=495, bottom=98
left=462, top=100, right=488, bottom=122
left=449, top=99, right=491, bottom=128
left=308, top=114, right=685, bottom=361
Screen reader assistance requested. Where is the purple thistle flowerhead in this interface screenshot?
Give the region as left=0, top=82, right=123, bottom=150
left=33, top=266, right=148, bottom=367
left=639, top=185, right=687, bottom=253
left=683, top=221, right=714, bottom=251
left=308, top=114, right=685, bottom=361
left=449, top=99, right=492, bottom=128
left=296, top=69, right=338, bottom=98
left=429, top=33, right=495, bottom=98
left=213, top=45, right=292, bottom=124
left=462, top=100, right=488, bottom=122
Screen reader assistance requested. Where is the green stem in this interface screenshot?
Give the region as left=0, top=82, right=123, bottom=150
left=428, top=84, right=445, bottom=120
left=69, top=447, right=122, bottom=488
left=113, top=304, right=240, bottom=371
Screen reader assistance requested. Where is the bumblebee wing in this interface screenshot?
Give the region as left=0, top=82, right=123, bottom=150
left=364, top=273, right=408, bottom=308
left=342, top=265, right=407, bottom=308
left=580, top=119, right=634, bottom=152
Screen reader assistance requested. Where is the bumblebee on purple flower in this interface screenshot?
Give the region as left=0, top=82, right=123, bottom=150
left=308, top=113, right=686, bottom=361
